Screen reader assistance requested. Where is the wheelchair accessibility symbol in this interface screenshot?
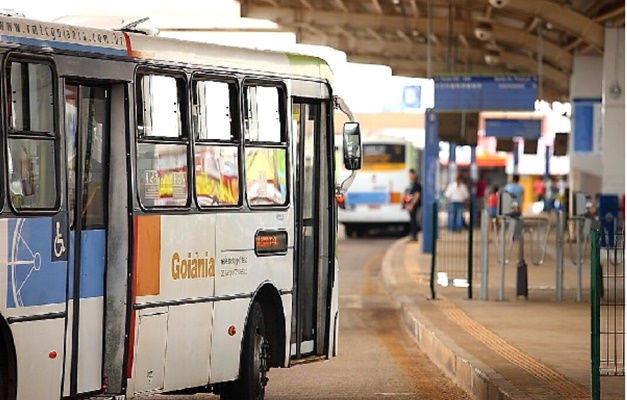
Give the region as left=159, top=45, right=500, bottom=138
left=54, top=222, right=66, bottom=258
left=51, top=215, right=67, bottom=262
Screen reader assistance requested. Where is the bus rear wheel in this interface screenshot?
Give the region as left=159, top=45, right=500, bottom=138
left=220, top=302, right=268, bottom=400
left=0, top=321, right=16, bottom=400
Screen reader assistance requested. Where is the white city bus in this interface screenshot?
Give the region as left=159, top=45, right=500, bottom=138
left=337, top=135, right=417, bottom=237
left=0, top=14, right=361, bottom=400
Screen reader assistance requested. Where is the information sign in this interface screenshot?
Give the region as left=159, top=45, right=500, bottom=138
left=484, top=118, right=542, bottom=139
left=434, top=75, right=537, bottom=111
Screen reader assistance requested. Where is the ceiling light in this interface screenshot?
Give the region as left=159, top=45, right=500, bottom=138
left=484, top=49, right=500, bottom=66
left=488, top=0, right=510, bottom=8
left=474, top=22, right=492, bottom=41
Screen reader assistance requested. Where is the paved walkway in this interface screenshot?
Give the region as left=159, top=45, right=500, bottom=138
left=381, top=233, right=625, bottom=400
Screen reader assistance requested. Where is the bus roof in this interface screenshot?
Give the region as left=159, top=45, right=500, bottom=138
left=0, top=15, right=333, bottom=81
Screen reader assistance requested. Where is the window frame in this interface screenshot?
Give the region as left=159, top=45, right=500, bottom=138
left=134, top=67, right=192, bottom=211
left=4, top=54, right=60, bottom=214
left=242, top=79, right=289, bottom=209
left=191, top=73, right=242, bottom=210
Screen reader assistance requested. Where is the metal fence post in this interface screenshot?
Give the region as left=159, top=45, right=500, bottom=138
left=429, top=201, right=437, bottom=300
left=498, top=216, right=506, bottom=301
left=480, top=209, right=489, bottom=300
left=467, top=197, right=474, bottom=299
left=555, top=210, right=564, bottom=302
left=590, top=228, right=600, bottom=400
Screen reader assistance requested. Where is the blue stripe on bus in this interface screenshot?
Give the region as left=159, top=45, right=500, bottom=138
left=68, top=230, right=106, bottom=299
left=5, top=218, right=106, bottom=308
left=0, top=35, right=128, bottom=56
left=346, top=192, right=388, bottom=205
left=7, top=218, right=67, bottom=308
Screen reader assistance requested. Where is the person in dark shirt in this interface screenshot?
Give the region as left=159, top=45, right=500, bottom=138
left=404, top=169, right=422, bottom=241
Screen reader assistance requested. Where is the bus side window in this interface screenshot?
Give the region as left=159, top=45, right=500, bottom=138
left=136, top=72, right=190, bottom=208
left=192, top=78, right=240, bottom=207
left=6, top=59, right=58, bottom=210
left=243, top=84, right=287, bottom=207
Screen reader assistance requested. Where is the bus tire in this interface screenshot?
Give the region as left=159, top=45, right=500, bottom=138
left=220, top=302, right=268, bottom=400
left=0, top=319, right=16, bottom=400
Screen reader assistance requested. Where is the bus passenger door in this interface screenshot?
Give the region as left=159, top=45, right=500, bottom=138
left=291, top=100, right=332, bottom=359
left=63, top=83, right=109, bottom=396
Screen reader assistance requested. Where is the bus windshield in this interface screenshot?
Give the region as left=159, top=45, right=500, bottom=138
left=362, top=143, right=406, bottom=170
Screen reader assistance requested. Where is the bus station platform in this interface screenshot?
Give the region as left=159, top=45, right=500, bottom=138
left=381, top=235, right=625, bottom=400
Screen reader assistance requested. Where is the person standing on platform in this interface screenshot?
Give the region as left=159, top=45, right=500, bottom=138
left=487, top=186, right=499, bottom=219
left=444, top=174, right=469, bottom=231
left=533, top=176, right=545, bottom=202
left=404, top=169, right=422, bottom=242
left=504, top=174, right=524, bottom=209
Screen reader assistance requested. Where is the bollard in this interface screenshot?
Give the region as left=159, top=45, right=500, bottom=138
left=480, top=209, right=489, bottom=300
left=555, top=210, right=564, bottom=302
left=515, top=218, right=528, bottom=298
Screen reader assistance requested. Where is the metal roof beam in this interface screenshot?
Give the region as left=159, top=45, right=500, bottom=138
left=504, top=0, right=604, bottom=52
left=241, top=5, right=572, bottom=72
left=299, top=0, right=314, bottom=10
left=371, top=0, right=383, bottom=14
left=300, top=32, right=568, bottom=89
left=334, top=0, right=348, bottom=13
left=408, top=0, right=419, bottom=17
left=594, top=4, right=625, bottom=23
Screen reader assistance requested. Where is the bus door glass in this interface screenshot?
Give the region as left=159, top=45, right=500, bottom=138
left=291, top=101, right=330, bottom=358
left=64, top=83, right=109, bottom=395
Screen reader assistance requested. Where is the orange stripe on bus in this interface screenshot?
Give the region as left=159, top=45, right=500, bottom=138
left=135, top=215, right=161, bottom=296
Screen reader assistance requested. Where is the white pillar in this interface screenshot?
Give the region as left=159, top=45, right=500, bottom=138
left=569, top=55, right=603, bottom=196
left=601, top=27, right=625, bottom=195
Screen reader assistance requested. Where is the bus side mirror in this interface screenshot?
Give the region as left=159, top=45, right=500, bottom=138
left=342, top=122, right=362, bottom=171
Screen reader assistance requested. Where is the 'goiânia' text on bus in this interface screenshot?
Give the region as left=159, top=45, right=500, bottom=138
left=171, top=251, right=215, bottom=280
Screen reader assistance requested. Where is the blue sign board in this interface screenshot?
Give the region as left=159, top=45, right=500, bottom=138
left=421, top=110, right=439, bottom=254
left=573, top=98, right=601, bottom=153
left=434, top=75, right=537, bottom=111
left=402, top=85, right=421, bottom=108
left=484, top=118, right=542, bottom=139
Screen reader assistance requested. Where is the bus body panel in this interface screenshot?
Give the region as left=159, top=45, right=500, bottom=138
left=0, top=217, right=68, bottom=400
left=69, top=230, right=106, bottom=394
left=215, top=212, right=294, bottom=296
left=134, top=214, right=217, bottom=302
left=163, top=302, right=213, bottom=391
left=130, top=307, right=168, bottom=395
left=13, top=318, right=66, bottom=400
left=209, top=297, right=249, bottom=384
left=131, top=214, right=216, bottom=393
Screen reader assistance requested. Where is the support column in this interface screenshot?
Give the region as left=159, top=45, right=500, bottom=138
left=601, top=27, right=625, bottom=195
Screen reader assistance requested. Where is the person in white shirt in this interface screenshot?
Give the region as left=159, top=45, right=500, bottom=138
left=444, top=174, right=469, bottom=231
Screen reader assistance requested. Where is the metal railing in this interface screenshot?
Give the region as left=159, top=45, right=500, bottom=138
left=591, top=229, right=625, bottom=400
left=429, top=200, right=480, bottom=299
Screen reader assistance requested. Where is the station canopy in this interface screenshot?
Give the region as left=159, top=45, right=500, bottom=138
left=234, top=0, right=624, bottom=102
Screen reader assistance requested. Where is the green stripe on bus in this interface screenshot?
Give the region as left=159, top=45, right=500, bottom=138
left=287, top=54, right=334, bottom=82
